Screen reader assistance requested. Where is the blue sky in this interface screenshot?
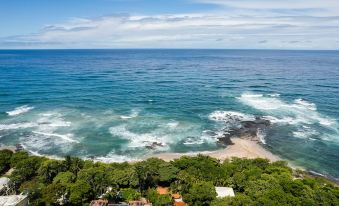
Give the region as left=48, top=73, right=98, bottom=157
left=1, top=0, right=339, bottom=49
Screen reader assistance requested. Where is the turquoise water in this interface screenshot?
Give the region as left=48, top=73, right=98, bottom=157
left=0, top=49, right=338, bottom=177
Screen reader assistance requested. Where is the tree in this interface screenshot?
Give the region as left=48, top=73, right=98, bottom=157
left=42, top=183, right=67, bottom=205
left=11, top=156, right=43, bottom=187
left=69, top=180, right=93, bottom=206
left=63, top=156, right=84, bottom=175
left=135, top=158, right=165, bottom=193
left=211, top=194, right=253, bottom=206
left=147, top=188, right=172, bottom=206
left=53, top=171, right=76, bottom=186
left=77, top=166, right=110, bottom=197
left=183, top=181, right=217, bottom=206
left=109, top=166, right=138, bottom=188
left=121, top=188, right=141, bottom=202
left=158, top=163, right=178, bottom=185
left=10, top=151, right=30, bottom=168
left=0, top=149, right=13, bottom=175
left=38, top=160, right=65, bottom=183
left=19, top=177, right=45, bottom=206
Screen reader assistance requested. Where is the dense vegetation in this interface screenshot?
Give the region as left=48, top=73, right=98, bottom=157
left=1, top=149, right=339, bottom=206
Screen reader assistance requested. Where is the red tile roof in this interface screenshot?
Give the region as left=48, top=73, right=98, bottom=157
left=174, top=202, right=186, bottom=206
left=156, top=186, right=169, bottom=195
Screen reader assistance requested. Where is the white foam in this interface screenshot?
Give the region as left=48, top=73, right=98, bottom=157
left=6, top=105, right=34, bottom=116
left=109, top=125, right=169, bottom=149
left=166, top=121, right=179, bottom=128
left=20, top=145, right=64, bottom=160
left=37, top=112, right=71, bottom=127
left=120, top=109, right=140, bottom=119
left=92, top=153, right=138, bottom=163
left=32, top=131, right=79, bottom=143
left=183, top=137, right=204, bottom=145
left=209, top=111, right=255, bottom=122
left=294, top=98, right=317, bottom=111
left=256, top=129, right=267, bottom=144
left=268, top=93, right=280, bottom=97
left=0, top=122, right=37, bottom=130
left=238, top=92, right=336, bottom=127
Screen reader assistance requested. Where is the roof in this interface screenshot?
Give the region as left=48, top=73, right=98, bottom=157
left=129, top=201, right=144, bottom=206
left=0, top=178, right=10, bottom=186
left=171, top=193, right=181, bottom=199
left=156, top=186, right=169, bottom=195
left=90, top=200, right=108, bottom=206
left=174, top=202, right=186, bottom=206
left=215, top=187, right=235, bottom=198
left=0, top=177, right=11, bottom=191
left=0, top=195, right=28, bottom=206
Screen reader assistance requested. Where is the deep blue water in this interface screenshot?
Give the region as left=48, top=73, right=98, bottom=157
left=0, top=49, right=338, bottom=177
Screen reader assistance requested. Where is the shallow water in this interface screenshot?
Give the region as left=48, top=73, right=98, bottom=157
left=0, top=49, right=338, bottom=177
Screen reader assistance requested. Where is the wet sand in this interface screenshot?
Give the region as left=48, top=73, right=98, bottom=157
left=150, top=138, right=280, bottom=162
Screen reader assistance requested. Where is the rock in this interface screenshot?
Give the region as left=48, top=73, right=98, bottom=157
left=145, top=142, right=164, bottom=150
left=217, top=117, right=271, bottom=146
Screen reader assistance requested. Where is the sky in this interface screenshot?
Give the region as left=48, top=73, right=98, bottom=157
left=1, top=0, right=339, bottom=49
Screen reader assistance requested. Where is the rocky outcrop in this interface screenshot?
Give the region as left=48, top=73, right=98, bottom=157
left=217, top=117, right=270, bottom=145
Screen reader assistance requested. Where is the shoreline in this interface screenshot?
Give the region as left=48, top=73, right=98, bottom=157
left=149, top=138, right=281, bottom=162
left=0, top=138, right=281, bottom=163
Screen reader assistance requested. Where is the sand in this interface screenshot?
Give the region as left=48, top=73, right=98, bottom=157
left=0, top=145, right=16, bottom=152
left=150, top=138, right=280, bottom=162
left=0, top=138, right=280, bottom=163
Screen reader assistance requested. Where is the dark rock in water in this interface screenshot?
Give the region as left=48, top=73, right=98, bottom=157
left=145, top=142, right=164, bottom=150
left=217, top=117, right=271, bottom=146
left=15, top=143, right=24, bottom=152
left=203, top=130, right=217, bottom=136
left=217, top=134, right=234, bottom=145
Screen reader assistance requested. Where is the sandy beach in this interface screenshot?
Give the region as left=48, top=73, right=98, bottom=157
left=150, top=138, right=281, bottom=162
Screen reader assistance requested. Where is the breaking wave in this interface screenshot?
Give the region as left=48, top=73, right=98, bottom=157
left=0, top=122, right=37, bottom=130
left=120, top=109, right=140, bottom=119
left=238, top=92, right=336, bottom=127
left=109, top=124, right=170, bottom=150
left=237, top=92, right=338, bottom=142
left=209, top=111, right=255, bottom=122
left=6, top=105, right=34, bottom=116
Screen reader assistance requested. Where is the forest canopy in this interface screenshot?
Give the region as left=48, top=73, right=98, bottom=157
left=1, top=149, right=339, bottom=206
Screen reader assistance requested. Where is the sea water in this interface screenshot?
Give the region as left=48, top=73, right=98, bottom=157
left=0, top=49, right=338, bottom=177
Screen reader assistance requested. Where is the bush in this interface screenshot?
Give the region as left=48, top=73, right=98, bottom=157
left=0, top=149, right=13, bottom=175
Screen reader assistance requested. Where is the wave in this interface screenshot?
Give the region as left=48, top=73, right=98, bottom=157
left=6, top=105, right=34, bottom=116
left=237, top=92, right=338, bottom=142
left=166, top=121, right=179, bottom=129
left=109, top=124, right=169, bottom=150
left=92, top=152, right=138, bottom=163
left=0, top=122, right=37, bottom=130
left=209, top=111, right=255, bottom=122
left=120, top=109, right=140, bottom=119
left=256, top=129, right=267, bottom=144
left=32, top=131, right=79, bottom=143
left=238, top=92, right=336, bottom=127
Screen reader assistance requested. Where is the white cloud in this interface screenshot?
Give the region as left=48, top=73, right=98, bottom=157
left=1, top=12, right=339, bottom=49
left=196, top=0, right=339, bottom=12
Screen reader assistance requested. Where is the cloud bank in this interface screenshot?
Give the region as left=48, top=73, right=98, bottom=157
left=1, top=0, right=339, bottom=49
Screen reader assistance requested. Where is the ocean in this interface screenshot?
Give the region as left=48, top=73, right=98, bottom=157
left=0, top=49, right=338, bottom=177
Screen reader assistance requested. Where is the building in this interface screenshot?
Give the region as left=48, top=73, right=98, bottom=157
left=90, top=200, right=108, bottom=206
left=129, top=201, right=144, bottom=206
left=215, top=187, right=235, bottom=198
left=0, top=178, right=13, bottom=196
left=0, top=195, right=29, bottom=206
left=171, top=193, right=186, bottom=206
left=156, top=186, right=169, bottom=195
left=174, top=202, right=186, bottom=206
